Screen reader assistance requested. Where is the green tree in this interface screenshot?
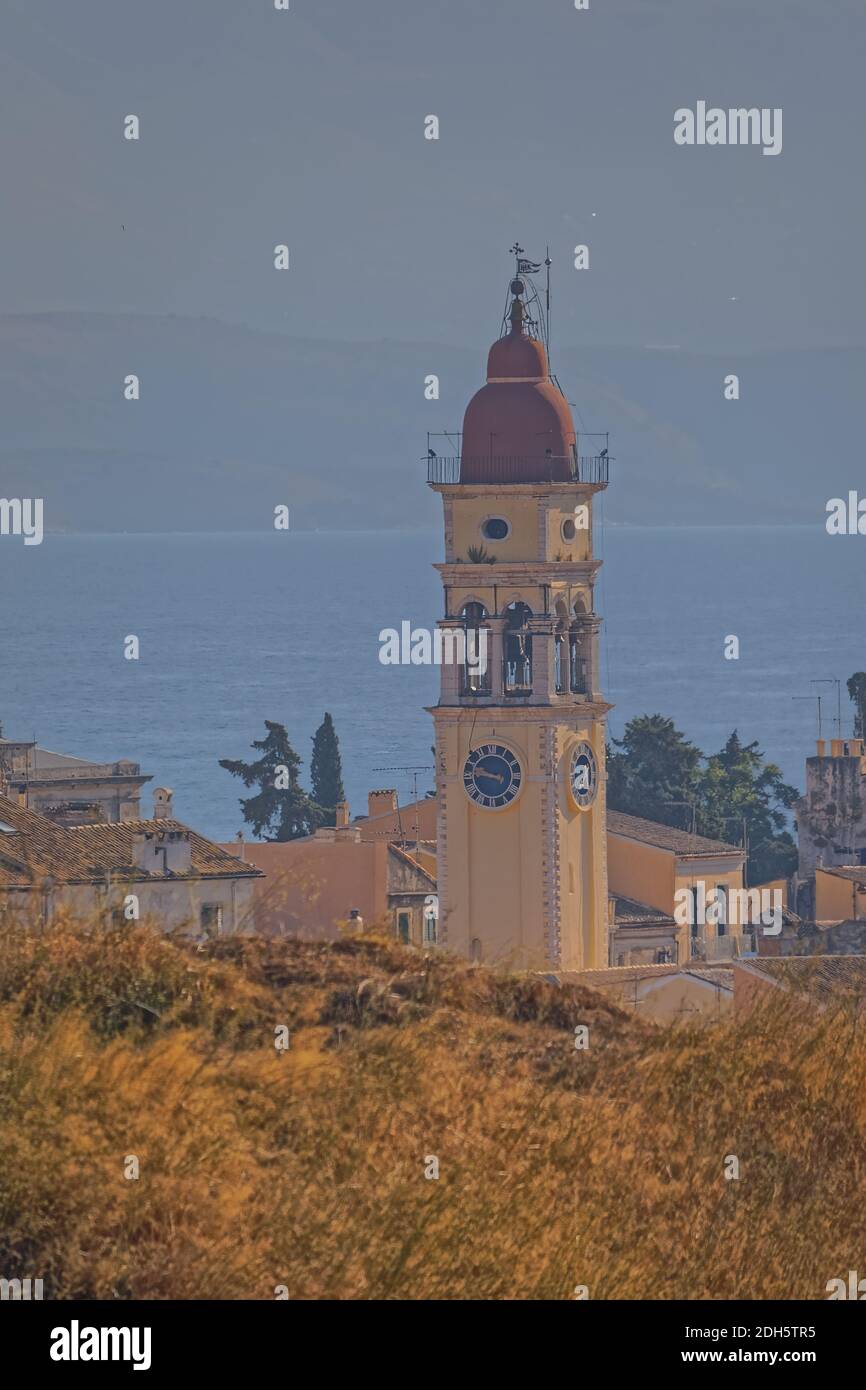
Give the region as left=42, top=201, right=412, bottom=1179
left=219, top=721, right=317, bottom=841
left=695, top=731, right=798, bottom=885
left=847, top=673, right=866, bottom=740
left=607, top=714, right=702, bottom=828
left=310, top=712, right=344, bottom=828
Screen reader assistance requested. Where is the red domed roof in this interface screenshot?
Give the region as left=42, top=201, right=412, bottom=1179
left=460, top=312, right=576, bottom=483
left=486, top=331, right=547, bottom=382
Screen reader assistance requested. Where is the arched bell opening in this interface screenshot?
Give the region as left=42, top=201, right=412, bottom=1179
left=554, top=599, right=569, bottom=695
left=569, top=596, right=592, bottom=696
left=459, top=601, right=492, bottom=696
left=503, top=601, right=533, bottom=696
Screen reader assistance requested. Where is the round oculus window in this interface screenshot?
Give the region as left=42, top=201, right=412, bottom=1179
left=481, top=517, right=510, bottom=542
left=561, top=517, right=577, bottom=542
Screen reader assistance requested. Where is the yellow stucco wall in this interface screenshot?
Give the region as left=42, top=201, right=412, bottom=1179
left=608, top=834, right=745, bottom=962
left=815, top=869, right=866, bottom=922
left=607, top=835, right=675, bottom=913
left=450, top=495, right=539, bottom=562
left=435, top=715, right=607, bottom=971
left=545, top=499, right=592, bottom=562
left=673, top=863, right=747, bottom=960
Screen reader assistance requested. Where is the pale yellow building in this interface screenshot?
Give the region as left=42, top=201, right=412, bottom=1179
left=607, top=810, right=748, bottom=964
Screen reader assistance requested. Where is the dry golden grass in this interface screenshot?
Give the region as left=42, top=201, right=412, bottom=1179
left=0, top=913, right=865, bottom=1299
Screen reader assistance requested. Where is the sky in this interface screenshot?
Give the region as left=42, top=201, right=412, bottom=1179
left=2, top=0, right=864, bottom=354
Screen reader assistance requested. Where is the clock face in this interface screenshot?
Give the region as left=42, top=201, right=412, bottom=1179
left=463, top=743, right=522, bottom=809
left=569, top=742, right=598, bottom=809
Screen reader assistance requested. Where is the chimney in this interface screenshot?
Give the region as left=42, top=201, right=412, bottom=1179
left=367, top=789, right=398, bottom=818
left=153, top=787, right=174, bottom=820
left=133, top=827, right=191, bottom=874
left=816, top=738, right=826, bottom=758
left=336, top=800, right=350, bottom=829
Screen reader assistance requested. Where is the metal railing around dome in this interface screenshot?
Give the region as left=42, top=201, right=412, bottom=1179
left=426, top=454, right=610, bottom=486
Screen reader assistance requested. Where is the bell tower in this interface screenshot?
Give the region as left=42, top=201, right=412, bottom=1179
left=427, top=253, right=612, bottom=970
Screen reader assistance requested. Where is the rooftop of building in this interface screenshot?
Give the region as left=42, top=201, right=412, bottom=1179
left=0, top=795, right=259, bottom=887
left=610, top=895, right=676, bottom=926
left=817, top=865, right=866, bottom=883
left=388, top=843, right=437, bottom=887
left=553, top=962, right=734, bottom=988
left=735, top=954, right=866, bottom=1006
left=607, top=809, right=742, bottom=858
left=0, top=738, right=149, bottom=783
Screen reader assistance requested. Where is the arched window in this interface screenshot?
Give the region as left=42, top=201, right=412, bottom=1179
left=503, top=601, right=533, bottom=695
left=470, top=937, right=482, bottom=963
left=569, top=597, right=591, bottom=695
left=459, top=602, right=491, bottom=695
left=554, top=600, right=569, bottom=695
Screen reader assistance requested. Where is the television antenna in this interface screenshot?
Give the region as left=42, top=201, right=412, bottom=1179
left=372, top=765, right=433, bottom=845
left=811, top=679, right=843, bottom=738
left=793, top=693, right=823, bottom=739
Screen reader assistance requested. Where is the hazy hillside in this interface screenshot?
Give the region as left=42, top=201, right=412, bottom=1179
left=2, top=914, right=866, bottom=1299
left=1, top=312, right=861, bottom=532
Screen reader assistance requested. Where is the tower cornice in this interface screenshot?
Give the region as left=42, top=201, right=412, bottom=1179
left=427, top=702, right=613, bottom=721
left=435, top=560, right=602, bottom=584
left=428, top=481, right=607, bottom=498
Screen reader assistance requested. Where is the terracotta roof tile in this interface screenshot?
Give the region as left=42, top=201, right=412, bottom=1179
left=611, top=895, right=675, bottom=926
left=736, top=955, right=866, bottom=1006
left=819, top=866, right=866, bottom=884
left=607, top=810, right=742, bottom=857
left=0, top=795, right=260, bottom=887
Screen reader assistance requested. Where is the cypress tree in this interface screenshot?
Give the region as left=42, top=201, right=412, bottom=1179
left=310, top=712, right=345, bottom=828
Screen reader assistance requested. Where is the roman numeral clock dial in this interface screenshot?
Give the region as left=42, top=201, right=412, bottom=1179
left=569, top=742, right=598, bottom=810
left=463, top=744, right=522, bottom=809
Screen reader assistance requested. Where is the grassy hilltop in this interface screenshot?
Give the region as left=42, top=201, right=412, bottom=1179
left=0, top=915, right=864, bottom=1301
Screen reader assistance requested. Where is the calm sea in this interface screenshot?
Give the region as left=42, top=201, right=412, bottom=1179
left=0, top=526, right=862, bottom=841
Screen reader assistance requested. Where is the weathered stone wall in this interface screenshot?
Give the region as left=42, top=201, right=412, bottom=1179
left=796, top=755, right=866, bottom=875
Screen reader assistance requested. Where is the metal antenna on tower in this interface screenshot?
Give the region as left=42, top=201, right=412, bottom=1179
left=545, top=246, right=552, bottom=361
left=794, top=693, right=823, bottom=739
left=372, top=765, right=433, bottom=846
left=811, top=679, right=843, bottom=738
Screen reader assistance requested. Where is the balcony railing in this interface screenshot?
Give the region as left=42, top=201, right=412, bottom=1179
left=461, top=668, right=492, bottom=697
left=555, top=649, right=590, bottom=696
left=503, top=658, right=532, bottom=696
left=427, top=455, right=610, bottom=486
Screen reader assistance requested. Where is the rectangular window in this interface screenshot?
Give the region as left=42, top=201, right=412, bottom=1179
left=200, top=903, right=223, bottom=936
left=716, top=884, right=728, bottom=936
left=397, top=911, right=410, bottom=945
